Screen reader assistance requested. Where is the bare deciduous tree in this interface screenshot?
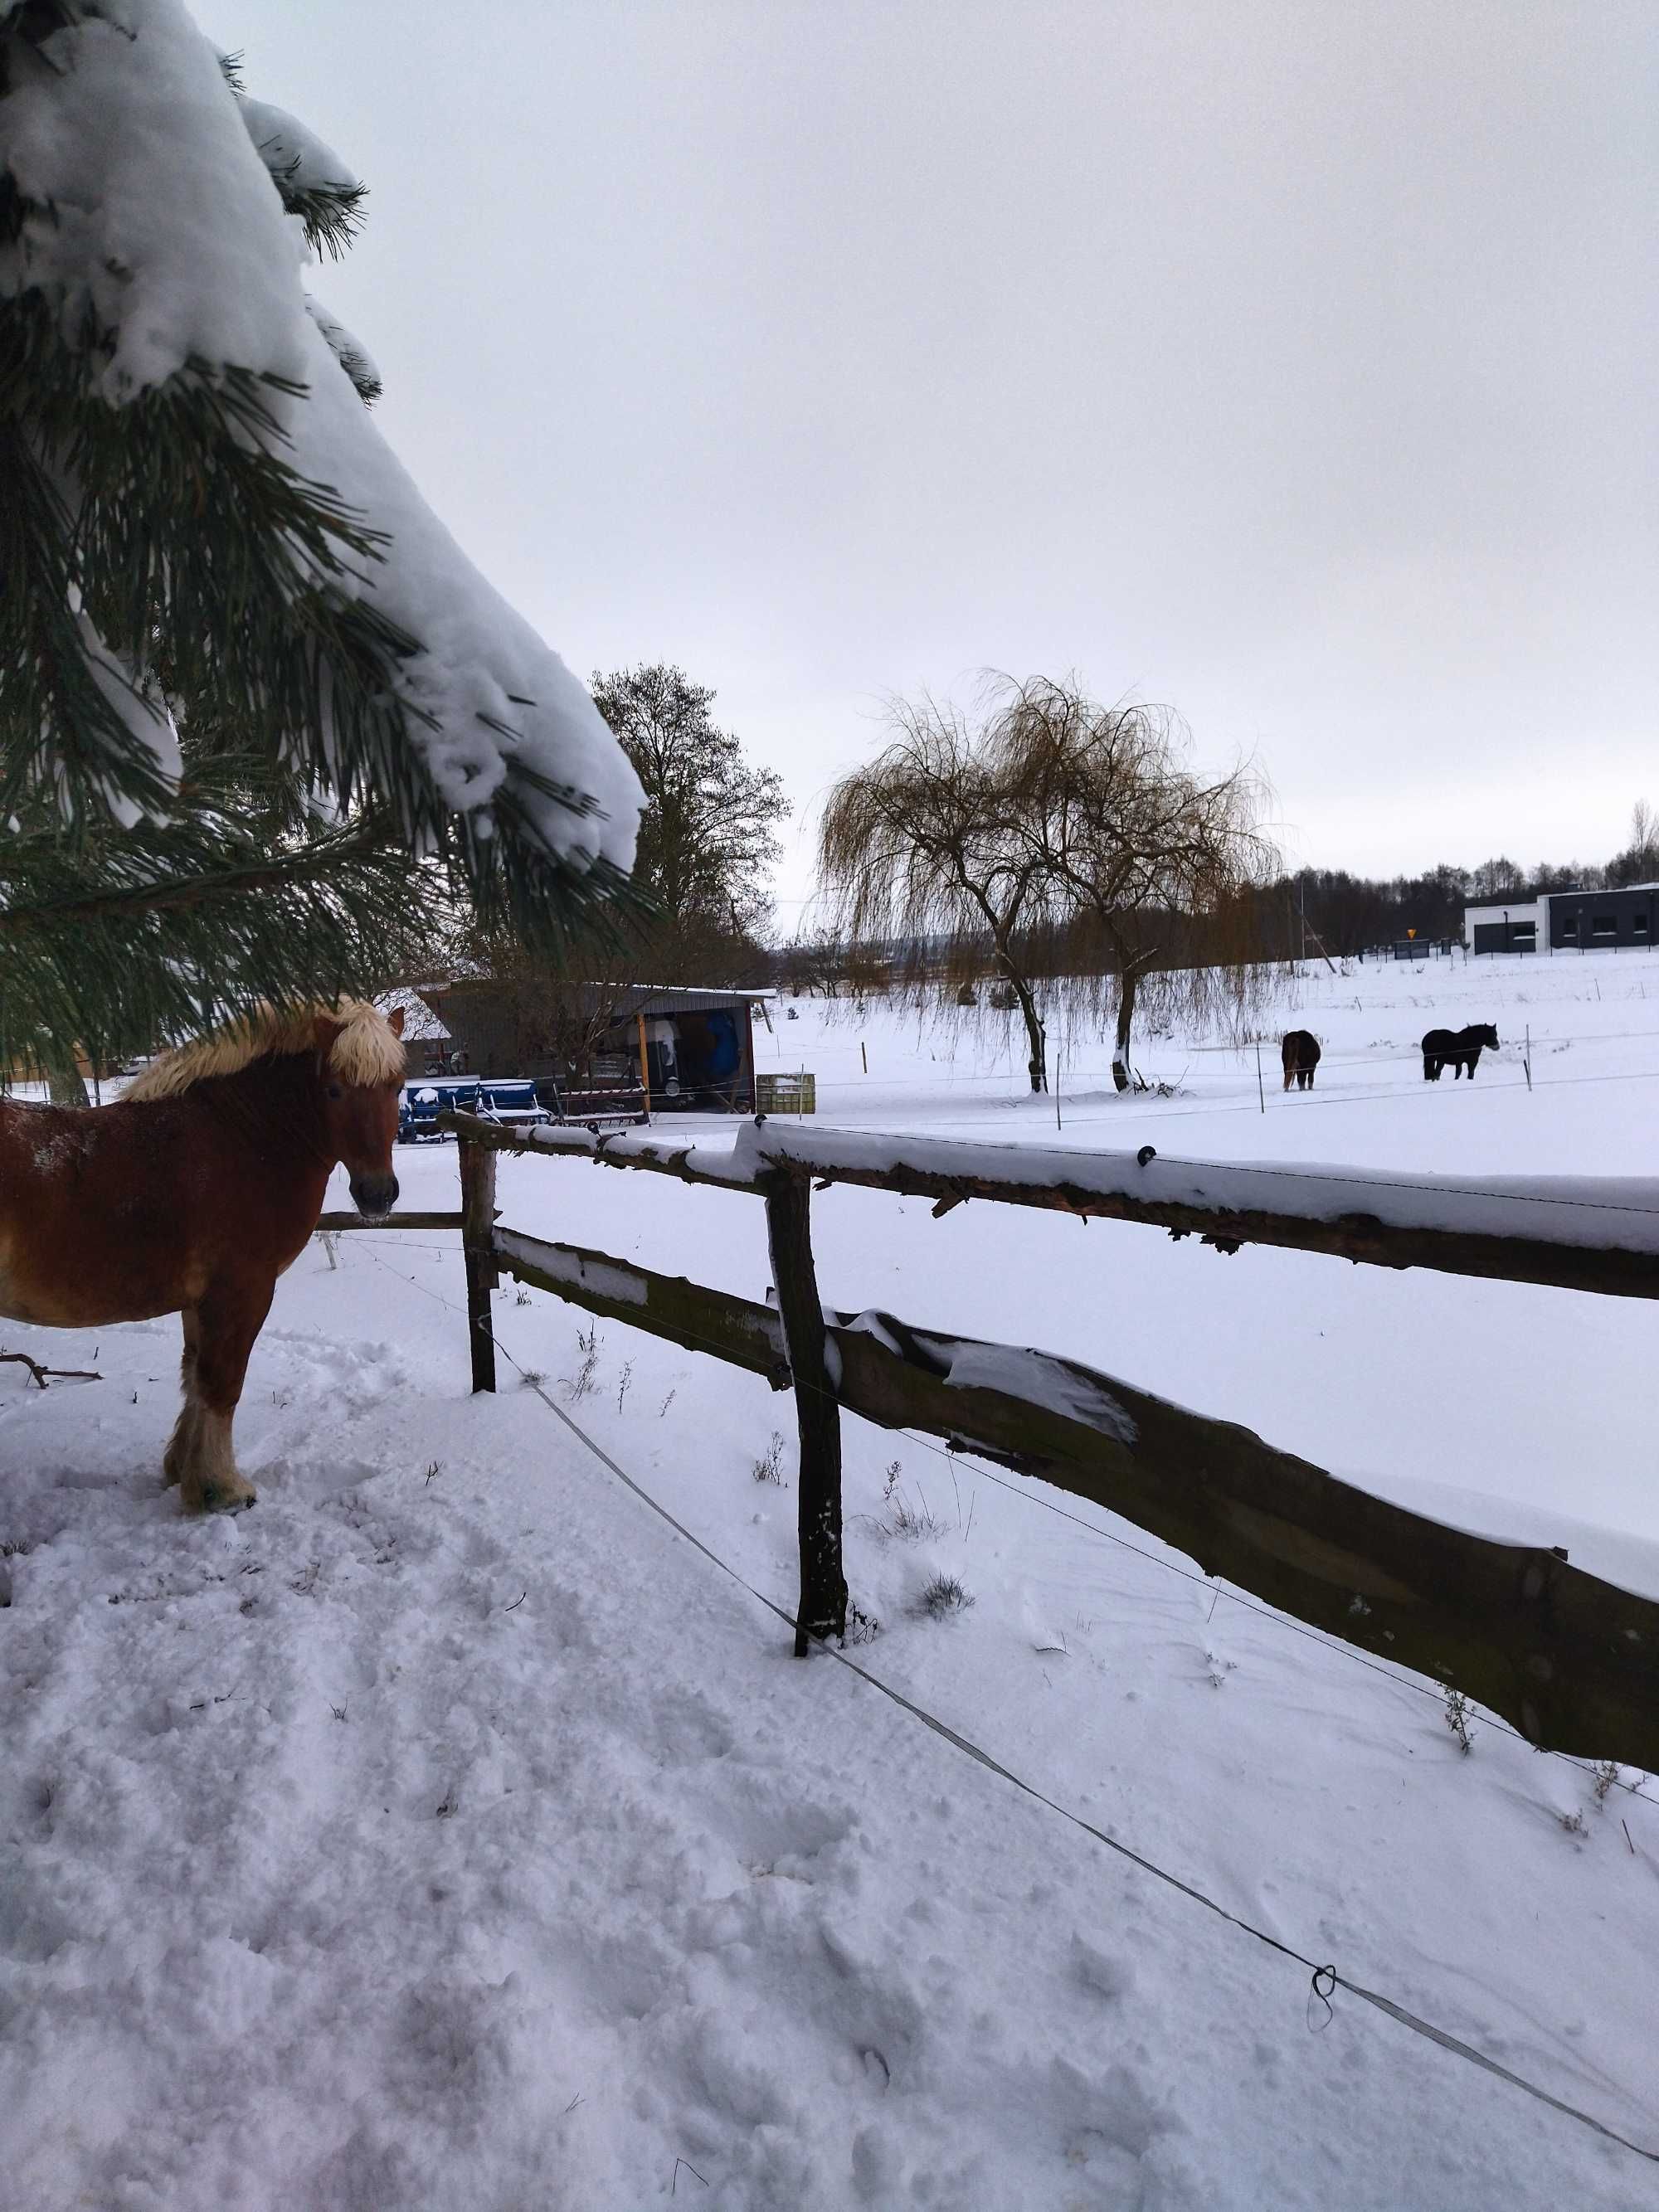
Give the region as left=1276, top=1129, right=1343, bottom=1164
left=818, top=678, right=1274, bottom=1094
left=1470, top=856, right=1528, bottom=898
left=1608, top=800, right=1659, bottom=889
left=988, top=678, right=1276, bottom=1088
left=816, top=695, right=1057, bottom=1089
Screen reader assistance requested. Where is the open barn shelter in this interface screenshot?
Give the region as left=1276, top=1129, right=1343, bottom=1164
left=417, top=980, right=771, bottom=1112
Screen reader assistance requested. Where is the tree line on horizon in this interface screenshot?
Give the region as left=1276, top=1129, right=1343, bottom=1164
left=1225, top=805, right=1659, bottom=963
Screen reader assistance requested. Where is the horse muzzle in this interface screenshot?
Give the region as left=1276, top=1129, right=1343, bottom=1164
left=350, top=1172, right=400, bottom=1221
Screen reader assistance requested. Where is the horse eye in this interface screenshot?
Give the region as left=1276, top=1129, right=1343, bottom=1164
left=326, top=1082, right=343, bottom=1101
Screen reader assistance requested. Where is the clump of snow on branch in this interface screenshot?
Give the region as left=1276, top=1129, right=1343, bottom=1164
left=304, top=302, right=381, bottom=402
left=235, top=94, right=355, bottom=217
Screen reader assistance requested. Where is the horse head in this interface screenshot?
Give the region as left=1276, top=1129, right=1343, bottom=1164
left=314, top=1005, right=406, bottom=1218
left=1476, top=1023, right=1501, bottom=1050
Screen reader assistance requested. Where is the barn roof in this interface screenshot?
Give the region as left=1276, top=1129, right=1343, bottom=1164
left=604, top=985, right=771, bottom=1018
left=422, top=980, right=769, bottom=1019
left=377, top=986, right=451, bottom=1042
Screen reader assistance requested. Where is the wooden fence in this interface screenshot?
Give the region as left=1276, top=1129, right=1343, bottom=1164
left=319, top=1113, right=1659, bottom=1768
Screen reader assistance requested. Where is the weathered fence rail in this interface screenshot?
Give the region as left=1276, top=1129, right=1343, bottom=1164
left=483, top=1223, right=1659, bottom=1766
left=317, top=1210, right=463, bottom=1232
left=359, top=1110, right=1658, bottom=1766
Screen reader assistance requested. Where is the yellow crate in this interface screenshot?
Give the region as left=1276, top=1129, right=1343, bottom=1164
left=756, top=1072, right=815, bottom=1115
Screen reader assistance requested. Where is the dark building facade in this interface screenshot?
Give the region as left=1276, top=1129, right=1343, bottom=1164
left=1465, top=882, right=1659, bottom=954
left=1544, top=883, right=1657, bottom=952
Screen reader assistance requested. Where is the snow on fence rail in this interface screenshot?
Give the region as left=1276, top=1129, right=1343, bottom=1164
left=318, top=1111, right=1659, bottom=1767
left=377, top=1115, right=1659, bottom=1299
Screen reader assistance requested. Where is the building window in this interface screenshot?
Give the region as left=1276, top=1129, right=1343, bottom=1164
left=1634, top=914, right=1650, bottom=936
left=1593, top=915, right=1616, bottom=937
left=1559, top=916, right=1579, bottom=938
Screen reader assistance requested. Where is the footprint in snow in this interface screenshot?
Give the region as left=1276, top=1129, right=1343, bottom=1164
left=649, top=1687, right=736, bottom=1767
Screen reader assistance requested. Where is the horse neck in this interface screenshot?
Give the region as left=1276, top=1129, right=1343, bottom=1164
left=199, top=1055, right=335, bottom=1184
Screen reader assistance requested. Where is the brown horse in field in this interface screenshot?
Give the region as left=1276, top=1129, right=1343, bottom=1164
left=0, top=1002, right=406, bottom=1513
left=1281, top=1029, right=1321, bottom=1090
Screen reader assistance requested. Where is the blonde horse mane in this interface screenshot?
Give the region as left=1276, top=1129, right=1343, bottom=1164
left=125, top=1001, right=406, bottom=1101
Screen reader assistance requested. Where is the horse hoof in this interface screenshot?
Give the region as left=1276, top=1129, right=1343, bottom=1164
left=186, top=1483, right=257, bottom=1515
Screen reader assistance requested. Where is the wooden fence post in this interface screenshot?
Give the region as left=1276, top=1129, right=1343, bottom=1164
left=458, top=1135, right=498, bottom=1394
left=764, top=1166, right=848, bottom=1653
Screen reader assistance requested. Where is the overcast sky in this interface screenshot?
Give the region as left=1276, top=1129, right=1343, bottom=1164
left=207, top=1, right=1654, bottom=921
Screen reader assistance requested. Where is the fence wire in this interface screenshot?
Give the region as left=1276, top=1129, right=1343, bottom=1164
left=353, top=1232, right=1657, bottom=2173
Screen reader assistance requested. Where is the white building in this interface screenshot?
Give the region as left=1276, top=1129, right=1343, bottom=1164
left=1462, top=897, right=1547, bottom=955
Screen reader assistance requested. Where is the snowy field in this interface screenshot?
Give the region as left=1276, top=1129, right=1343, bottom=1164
left=3, top=947, right=1658, bottom=2209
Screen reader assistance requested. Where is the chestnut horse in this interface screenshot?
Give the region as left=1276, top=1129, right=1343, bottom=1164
left=0, top=1001, right=406, bottom=1513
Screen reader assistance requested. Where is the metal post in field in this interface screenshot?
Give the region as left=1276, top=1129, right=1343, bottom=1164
left=458, top=1136, right=499, bottom=1394
left=1524, top=1024, right=1532, bottom=1092
left=861, top=1039, right=868, bottom=1074
left=1255, top=1038, right=1266, bottom=1113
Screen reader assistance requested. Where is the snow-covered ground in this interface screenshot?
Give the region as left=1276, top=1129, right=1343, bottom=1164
left=3, top=947, right=1657, bottom=2209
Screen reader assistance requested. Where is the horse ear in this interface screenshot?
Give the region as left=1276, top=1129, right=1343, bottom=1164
left=387, top=1006, right=406, bottom=1038
left=312, top=1013, right=344, bottom=1062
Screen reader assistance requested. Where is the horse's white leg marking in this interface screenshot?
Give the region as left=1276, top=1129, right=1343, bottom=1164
left=179, top=1403, right=255, bottom=1514
left=162, top=1399, right=198, bottom=1489
left=171, top=1384, right=255, bottom=1514
left=163, top=1310, right=201, bottom=1489
left=167, top=1305, right=255, bottom=1512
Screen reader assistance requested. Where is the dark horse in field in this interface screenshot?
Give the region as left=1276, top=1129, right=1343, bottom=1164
left=1422, top=1022, right=1500, bottom=1082
left=0, top=1002, right=406, bottom=1512
left=1281, top=1030, right=1321, bottom=1091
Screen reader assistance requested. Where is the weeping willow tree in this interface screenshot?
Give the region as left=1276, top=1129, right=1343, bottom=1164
left=817, top=677, right=1276, bottom=1091
left=987, top=678, right=1277, bottom=1089
left=817, top=692, right=1058, bottom=1090
left=1, top=2, right=644, bottom=1077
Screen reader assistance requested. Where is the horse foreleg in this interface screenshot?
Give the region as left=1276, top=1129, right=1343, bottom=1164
left=163, top=1307, right=202, bottom=1489
left=171, top=1280, right=273, bottom=1514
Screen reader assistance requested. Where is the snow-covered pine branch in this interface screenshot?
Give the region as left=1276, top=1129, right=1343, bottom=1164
left=0, top=0, right=643, bottom=949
